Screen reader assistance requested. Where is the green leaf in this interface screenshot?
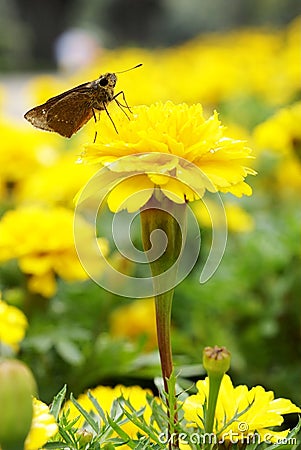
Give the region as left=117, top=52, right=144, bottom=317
left=106, top=414, right=135, bottom=449
left=70, top=393, right=99, bottom=433
left=55, top=340, right=84, bottom=365
left=87, top=390, right=107, bottom=423
left=44, top=442, right=71, bottom=449
left=50, top=385, right=67, bottom=420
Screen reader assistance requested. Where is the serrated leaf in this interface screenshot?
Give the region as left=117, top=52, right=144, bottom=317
left=106, top=414, right=135, bottom=449
left=50, top=384, right=67, bottom=420
left=70, top=392, right=99, bottom=433
left=87, top=390, right=107, bottom=423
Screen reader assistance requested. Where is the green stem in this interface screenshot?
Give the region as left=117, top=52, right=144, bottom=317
left=154, top=290, right=174, bottom=391
left=205, top=373, right=223, bottom=434
left=203, top=346, right=231, bottom=438
left=140, top=194, right=187, bottom=450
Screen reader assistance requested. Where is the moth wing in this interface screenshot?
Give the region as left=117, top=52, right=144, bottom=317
left=24, top=99, right=58, bottom=132
left=24, top=82, right=94, bottom=136
left=46, top=92, right=94, bottom=138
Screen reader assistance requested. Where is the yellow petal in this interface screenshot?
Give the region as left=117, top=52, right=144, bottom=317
left=107, top=174, right=154, bottom=212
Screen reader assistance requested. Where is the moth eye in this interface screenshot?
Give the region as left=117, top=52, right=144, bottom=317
left=98, top=78, right=108, bottom=86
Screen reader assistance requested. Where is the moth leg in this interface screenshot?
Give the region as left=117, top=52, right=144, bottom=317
left=113, top=91, right=132, bottom=120
left=113, top=90, right=132, bottom=110
left=102, top=102, right=118, bottom=134
left=92, top=108, right=98, bottom=142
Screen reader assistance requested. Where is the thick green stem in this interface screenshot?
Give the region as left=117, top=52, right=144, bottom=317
left=140, top=195, right=186, bottom=384
left=140, top=194, right=187, bottom=450
left=154, top=290, right=173, bottom=390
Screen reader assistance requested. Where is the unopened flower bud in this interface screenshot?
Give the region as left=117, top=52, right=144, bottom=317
left=202, top=346, right=231, bottom=434
left=203, top=345, right=231, bottom=377
left=0, top=359, right=37, bottom=450
left=76, top=428, right=93, bottom=445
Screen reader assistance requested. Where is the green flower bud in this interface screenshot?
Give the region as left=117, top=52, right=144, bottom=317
left=203, top=345, right=231, bottom=377
left=0, top=359, right=37, bottom=450
left=76, top=428, right=93, bottom=446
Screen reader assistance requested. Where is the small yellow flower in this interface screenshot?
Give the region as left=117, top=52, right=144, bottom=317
left=64, top=385, right=153, bottom=448
left=81, top=102, right=255, bottom=213
left=0, top=296, right=28, bottom=350
left=109, top=298, right=157, bottom=350
left=183, top=374, right=301, bottom=444
left=0, top=207, right=108, bottom=297
left=24, top=398, right=58, bottom=450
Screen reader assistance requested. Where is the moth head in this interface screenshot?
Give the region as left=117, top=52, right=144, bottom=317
left=97, top=73, right=117, bottom=88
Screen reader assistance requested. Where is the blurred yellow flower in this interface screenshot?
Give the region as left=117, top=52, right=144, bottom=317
left=86, top=17, right=300, bottom=108
left=109, top=298, right=157, bottom=350
left=64, top=384, right=153, bottom=448
left=24, top=398, right=58, bottom=450
left=254, top=102, right=301, bottom=156
left=225, top=203, right=254, bottom=232
left=25, top=74, right=67, bottom=107
left=82, top=102, right=255, bottom=212
left=183, top=374, right=301, bottom=444
left=0, top=297, right=28, bottom=350
left=18, top=151, right=97, bottom=208
left=17, top=18, right=299, bottom=160
left=193, top=200, right=254, bottom=233
left=0, top=119, right=60, bottom=200
left=0, top=207, right=107, bottom=297
left=253, top=102, right=301, bottom=192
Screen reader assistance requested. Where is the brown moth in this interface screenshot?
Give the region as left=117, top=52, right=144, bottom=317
left=24, top=64, right=142, bottom=139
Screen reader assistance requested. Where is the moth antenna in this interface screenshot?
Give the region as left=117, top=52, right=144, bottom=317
left=115, top=64, right=143, bottom=74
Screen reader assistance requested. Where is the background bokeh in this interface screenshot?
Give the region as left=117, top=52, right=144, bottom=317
left=0, top=0, right=300, bottom=429
left=0, top=0, right=300, bottom=71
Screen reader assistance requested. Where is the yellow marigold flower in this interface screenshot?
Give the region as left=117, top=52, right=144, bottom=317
left=109, top=298, right=157, bottom=350
left=82, top=102, right=255, bottom=213
left=64, top=385, right=153, bottom=448
left=24, top=398, right=58, bottom=450
left=0, top=207, right=108, bottom=297
left=183, top=374, right=301, bottom=444
left=0, top=297, right=28, bottom=350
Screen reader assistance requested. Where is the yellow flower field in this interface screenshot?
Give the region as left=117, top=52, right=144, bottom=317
left=0, top=15, right=300, bottom=450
